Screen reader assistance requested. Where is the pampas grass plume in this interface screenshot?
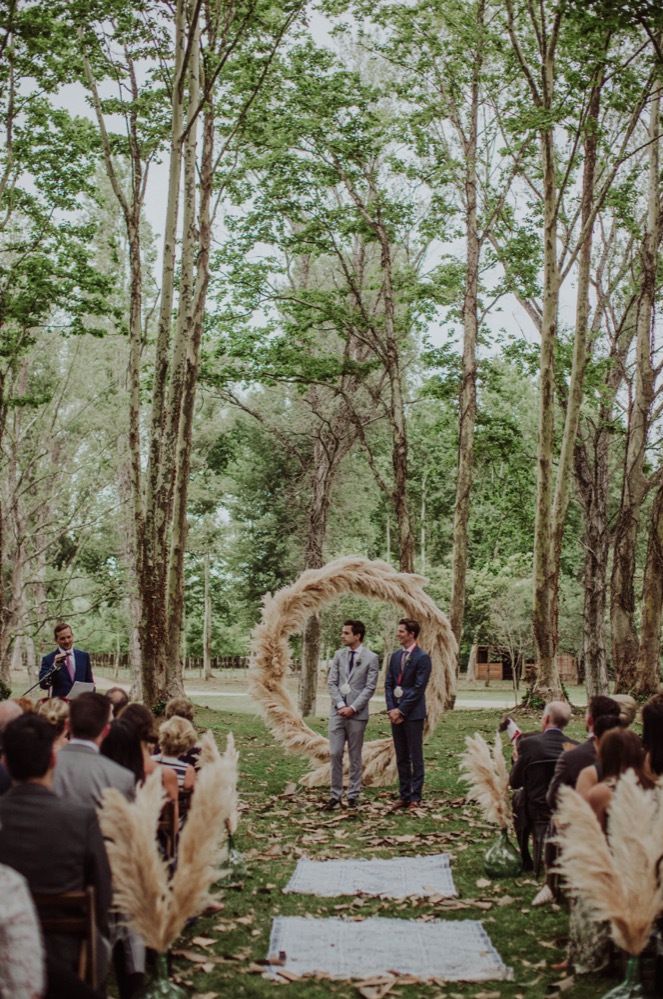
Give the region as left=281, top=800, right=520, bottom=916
left=98, top=732, right=240, bottom=953
left=555, top=773, right=663, bottom=955
left=460, top=732, right=511, bottom=830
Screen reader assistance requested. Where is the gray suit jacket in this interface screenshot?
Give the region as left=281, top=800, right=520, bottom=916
left=328, top=645, right=379, bottom=721
left=53, top=743, right=135, bottom=808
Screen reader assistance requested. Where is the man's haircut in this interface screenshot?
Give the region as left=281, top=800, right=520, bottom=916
left=3, top=714, right=55, bottom=780
left=106, top=687, right=130, bottom=718
left=69, top=692, right=111, bottom=740
left=642, top=694, right=663, bottom=776
left=588, top=695, right=620, bottom=723
left=543, top=700, right=572, bottom=728
left=53, top=620, right=71, bottom=640
left=343, top=619, right=366, bottom=642
left=592, top=714, right=623, bottom=740
left=399, top=618, right=420, bottom=639
left=164, top=696, right=195, bottom=722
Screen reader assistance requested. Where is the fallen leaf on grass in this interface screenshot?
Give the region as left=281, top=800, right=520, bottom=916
left=356, top=983, right=394, bottom=999
left=281, top=782, right=298, bottom=796
left=276, top=969, right=301, bottom=982
left=475, top=878, right=491, bottom=888
left=191, top=936, right=216, bottom=948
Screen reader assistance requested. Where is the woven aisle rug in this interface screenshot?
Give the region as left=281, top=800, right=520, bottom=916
left=283, top=853, right=457, bottom=898
left=267, top=916, right=512, bottom=981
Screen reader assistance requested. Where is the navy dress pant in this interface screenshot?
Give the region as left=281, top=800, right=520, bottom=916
left=391, top=718, right=425, bottom=802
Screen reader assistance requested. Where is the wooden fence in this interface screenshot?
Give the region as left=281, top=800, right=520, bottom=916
left=92, top=653, right=303, bottom=672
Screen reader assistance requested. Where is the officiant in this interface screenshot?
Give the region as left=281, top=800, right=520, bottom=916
left=39, top=621, right=94, bottom=699
left=323, top=620, right=379, bottom=811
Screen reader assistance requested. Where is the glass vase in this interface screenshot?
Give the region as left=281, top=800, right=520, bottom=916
left=137, top=953, right=186, bottom=999
left=483, top=828, right=522, bottom=878
left=602, top=956, right=646, bottom=998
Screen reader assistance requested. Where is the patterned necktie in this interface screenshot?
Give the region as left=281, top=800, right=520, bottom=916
left=348, top=650, right=356, bottom=677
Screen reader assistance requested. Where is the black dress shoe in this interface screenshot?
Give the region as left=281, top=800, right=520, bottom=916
left=347, top=798, right=358, bottom=809
left=322, top=798, right=341, bottom=811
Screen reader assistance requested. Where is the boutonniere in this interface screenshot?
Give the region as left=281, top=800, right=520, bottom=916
left=355, top=657, right=362, bottom=669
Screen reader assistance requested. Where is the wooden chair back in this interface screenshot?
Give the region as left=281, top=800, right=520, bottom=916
left=158, top=797, right=179, bottom=861
left=32, top=886, right=98, bottom=989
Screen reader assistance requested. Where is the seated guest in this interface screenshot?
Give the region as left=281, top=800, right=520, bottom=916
left=0, top=699, right=21, bottom=795
left=575, top=712, right=624, bottom=797
left=164, top=696, right=201, bottom=767
left=101, top=719, right=145, bottom=785
left=152, top=717, right=196, bottom=791
left=106, top=686, right=130, bottom=718
left=39, top=621, right=93, bottom=700
left=53, top=692, right=134, bottom=807
left=509, top=701, right=576, bottom=876
left=120, top=703, right=179, bottom=807
left=642, top=693, right=663, bottom=780
left=546, top=694, right=621, bottom=809
left=0, top=862, right=45, bottom=999
left=0, top=714, right=111, bottom=991
left=100, top=720, right=149, bottom=999
left=36, top=697, right=70, bottom=753
left=586, top=728, right=654, bottom=829
left=611, top=693, right=637, bottom=727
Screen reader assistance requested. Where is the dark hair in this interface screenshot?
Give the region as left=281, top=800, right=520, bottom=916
left=593, top=714, right=623, bottom=740
left=164, top=697, right=195, bottom=722
left=642, top=694, right=663, bottom=776
left=3, top=714, right=55, bottom=780
left=53, top=621, right=71, bottom=640
left=101, top=720, right=144, bottom=783
left=343, top=620, right=366, bottom=642
left=588, top=695, right=620, bottom=723
left=106, top=687, right=130, bottom=718
left=119, top=703, right=157, bottom=744
left=399, top=618, right=420, bottom=639
left=69, top=692, right=112, bottom=740
left=598, top=729, right=653, bottom=787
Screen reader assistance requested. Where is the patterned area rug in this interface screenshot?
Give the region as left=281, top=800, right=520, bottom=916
left=267, top=916, right=513, bottom=981
left=283, top=853, right=457, bottom=898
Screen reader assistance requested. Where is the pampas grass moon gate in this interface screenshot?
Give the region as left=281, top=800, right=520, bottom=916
left=248, top=555, right=457, bottom=787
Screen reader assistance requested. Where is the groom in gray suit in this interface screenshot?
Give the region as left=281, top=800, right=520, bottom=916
left=324, top=619, right=379, bottom=811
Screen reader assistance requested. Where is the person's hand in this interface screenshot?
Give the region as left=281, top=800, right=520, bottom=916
left=388, top=708, right=403, bottom=724
left=338, top=706, right=355, bottom=718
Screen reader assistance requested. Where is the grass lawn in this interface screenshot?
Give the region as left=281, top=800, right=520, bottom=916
left=167, top=704, right=620, bottom=998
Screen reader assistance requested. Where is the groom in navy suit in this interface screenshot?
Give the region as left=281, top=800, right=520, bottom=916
left=385, top=618, right=431, bottom=811
left=39, top=621, right=94, bottom=699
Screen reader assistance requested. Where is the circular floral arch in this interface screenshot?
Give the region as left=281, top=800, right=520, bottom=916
left=248, top=556, right=458, bottom=787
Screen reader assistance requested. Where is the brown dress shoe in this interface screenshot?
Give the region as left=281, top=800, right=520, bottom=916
left=408, top=800, right=422, bottom=811
left=389, top=799, right=408, bottom=812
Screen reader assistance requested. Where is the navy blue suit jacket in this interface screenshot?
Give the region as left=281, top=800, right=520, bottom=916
left=39, top=648, right=93, bottom=698
left=385, top=646, right=432, bottom=721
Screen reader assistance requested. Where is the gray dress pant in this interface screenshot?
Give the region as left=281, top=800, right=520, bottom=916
left=328, top=713, right=367, bottom=800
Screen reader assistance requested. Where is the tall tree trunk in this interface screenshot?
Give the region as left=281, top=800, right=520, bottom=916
left=299, top=436, right=334, bottom=716
left=203, top=551, right=212, bottom=681
left=532, top=116, right=562, bottom=699
left=575, top=430, right=610, bottom=697
left=610, top=88, right=659, bottom=692
left=449, top=6, right=483, bottom=653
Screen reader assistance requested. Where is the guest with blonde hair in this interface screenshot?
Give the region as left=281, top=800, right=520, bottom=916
left=152, top=717, right=196, bottom=791
left=35, top=697, right=69, bottom=752
left=163, top=696, right=201, bottom=767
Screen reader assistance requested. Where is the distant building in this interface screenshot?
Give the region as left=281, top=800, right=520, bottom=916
left=470, top=645, right=578, bottom=684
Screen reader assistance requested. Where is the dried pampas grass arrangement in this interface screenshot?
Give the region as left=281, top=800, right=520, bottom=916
left=248, top=555, right=457, bottom=787
left=555, top=772, right=663, bottom=955
left=98, top=731, right=239, bottom=952
left=460, top=732, right=512, bottom=830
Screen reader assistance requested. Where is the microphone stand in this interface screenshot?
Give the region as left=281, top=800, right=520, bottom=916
left=21, top=662, right=62, bottom=699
